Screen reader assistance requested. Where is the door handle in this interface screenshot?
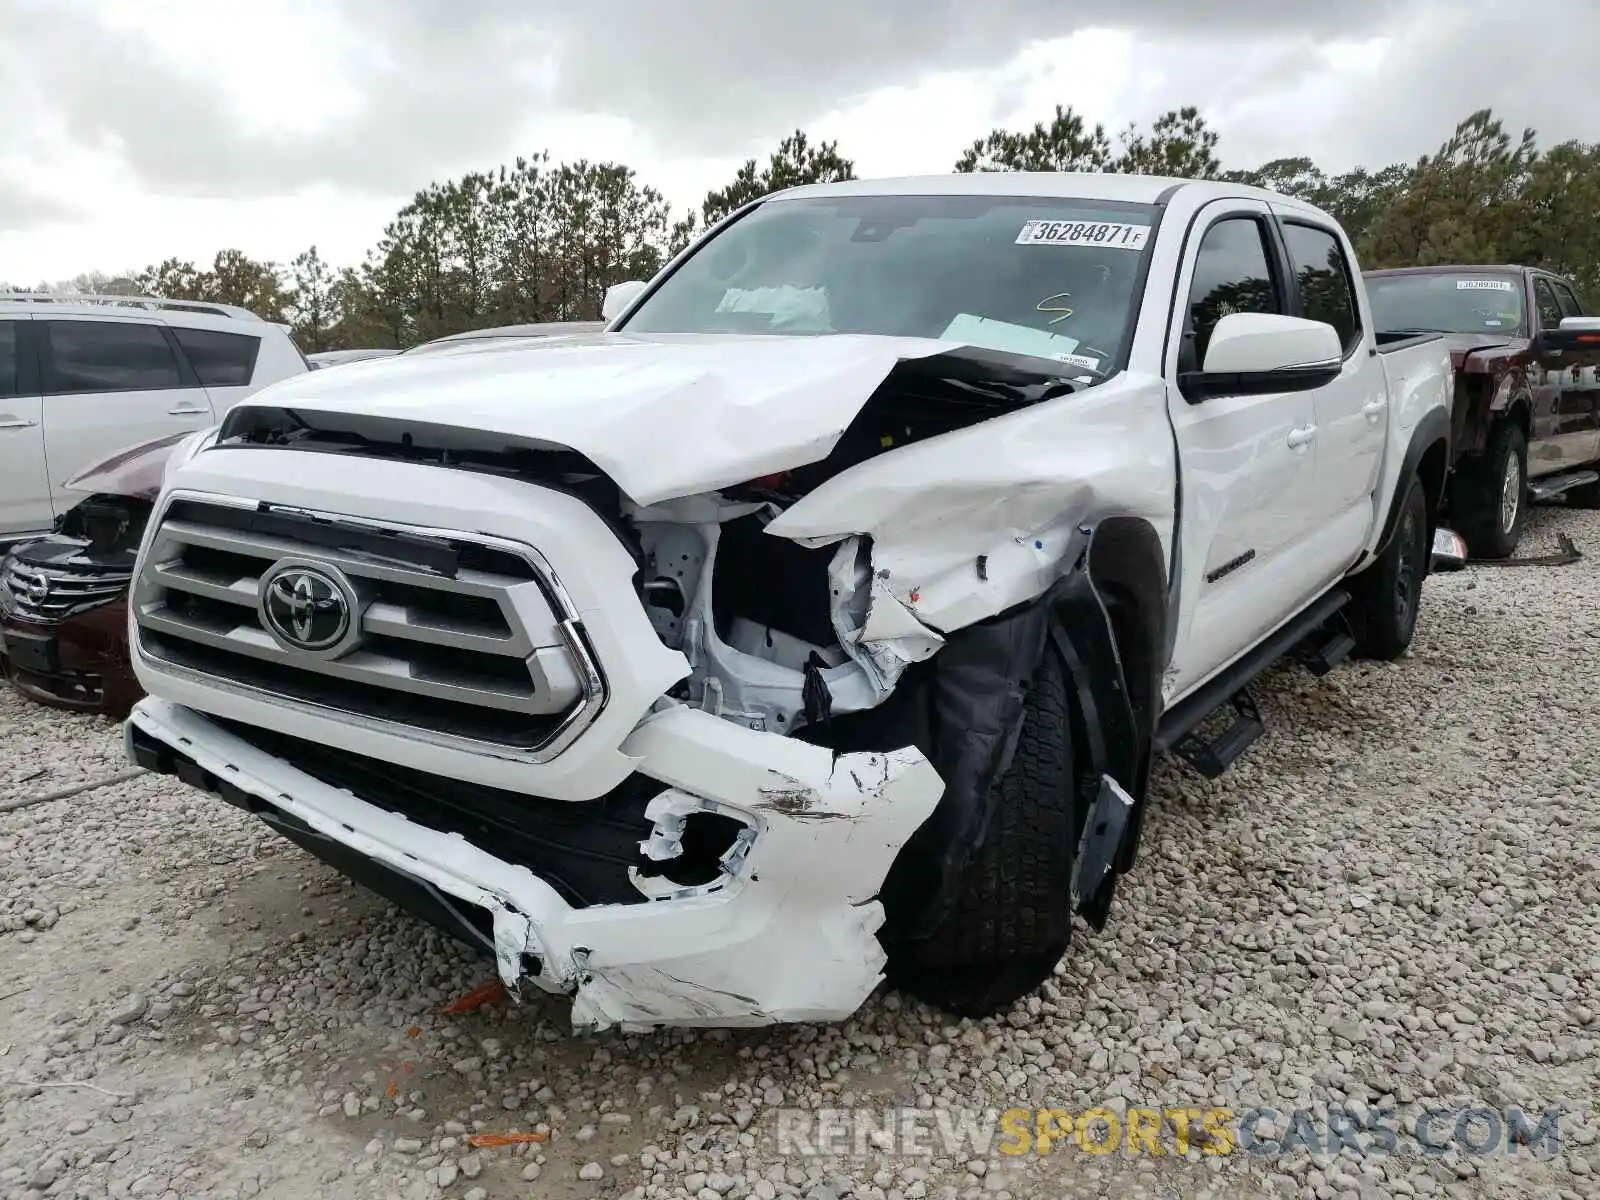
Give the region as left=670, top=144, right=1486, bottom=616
left=1286, top=424, right=1317, bottom=450
left=0, top=417, right=38, bottom=430
left=1361, top=398, right=1387, bottom=418
left=168, top=405, right=208, bottom=416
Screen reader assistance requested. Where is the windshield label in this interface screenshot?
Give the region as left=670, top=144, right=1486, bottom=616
left=1456, top=279, right=1515, bottom=292
left=1016, top=220, right=1150, bottom=250
left=1055, top=352, right=1102, bottom=371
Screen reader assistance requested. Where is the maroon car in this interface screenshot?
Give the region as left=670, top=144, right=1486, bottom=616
left=0, top=435, right=176, bottom=716
left=1366, top=265, right=1600, bottom=558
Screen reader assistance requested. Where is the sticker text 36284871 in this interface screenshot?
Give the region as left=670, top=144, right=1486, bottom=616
left=1016, top=220, right=1150, bottom=250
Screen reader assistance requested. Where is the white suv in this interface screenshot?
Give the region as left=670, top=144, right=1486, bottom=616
left=0, top=294, right=307, bottom=546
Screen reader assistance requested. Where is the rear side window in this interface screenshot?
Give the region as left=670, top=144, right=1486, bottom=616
left=0, top=322, right=17, bottom=398
left=1185, top=217, right=1281, bottom=366
left=43, top=320, right=181, bottom=394
left=173, top=327, right=262, bottom=387
left=1281, top=222, right=1361, bottom=354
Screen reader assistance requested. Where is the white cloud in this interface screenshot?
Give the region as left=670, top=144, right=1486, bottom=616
left=0, top=0, right=1594, bottom=285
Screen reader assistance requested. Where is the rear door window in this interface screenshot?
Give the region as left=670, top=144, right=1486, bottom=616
left=172, top=327, right=262, bottom=387
left=1280, top=222, right=1361, bottom=354
left=42, top=320, right=182, bottom=394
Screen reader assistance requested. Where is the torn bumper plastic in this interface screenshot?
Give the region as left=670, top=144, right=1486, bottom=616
left=126, top=695, right=943, bottom=1031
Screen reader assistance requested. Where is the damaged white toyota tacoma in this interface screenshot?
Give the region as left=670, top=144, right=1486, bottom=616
left=123, top=175, right=1453, bottom=1031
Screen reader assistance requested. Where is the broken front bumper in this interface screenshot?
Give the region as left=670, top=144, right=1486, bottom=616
left=126, top=696, right=942, bottom=1031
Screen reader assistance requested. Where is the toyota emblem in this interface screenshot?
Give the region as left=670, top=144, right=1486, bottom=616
left=259, top=562, right=355, bottom=654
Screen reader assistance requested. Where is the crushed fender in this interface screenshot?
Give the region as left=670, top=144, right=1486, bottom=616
left=878, top=534, right=1147, bottom=944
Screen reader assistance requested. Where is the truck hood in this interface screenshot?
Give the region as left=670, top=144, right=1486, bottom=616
left=62, top=430, right=196, bottom=500
left=1432, top=332, right=1532, bottom=373
left=224, top=332, right=1078, bottom=506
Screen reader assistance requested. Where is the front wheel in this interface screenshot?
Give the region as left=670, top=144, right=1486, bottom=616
left=886, top=648, right=1086, bottom=1017
left=1452, top=422, right=1527, bottom=559
left=1348, top=473, right=1428, bottom=660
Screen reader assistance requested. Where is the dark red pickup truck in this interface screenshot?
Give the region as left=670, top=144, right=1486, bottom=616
left=1367, top=265, right=1600, bottom=557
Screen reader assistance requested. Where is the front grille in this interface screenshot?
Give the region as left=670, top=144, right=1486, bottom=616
left=131, top=494, right=604, bottom=756
left=3, top=558, right=131, bottom=623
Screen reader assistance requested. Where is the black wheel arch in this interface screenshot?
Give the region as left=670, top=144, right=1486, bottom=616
left=1373, top=406, right=1452, bottom=562
left=1081, top=516, right=1167, bottom=875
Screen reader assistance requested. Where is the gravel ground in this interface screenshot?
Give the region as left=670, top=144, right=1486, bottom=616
left=0, top=506, right=1597, bottom=1200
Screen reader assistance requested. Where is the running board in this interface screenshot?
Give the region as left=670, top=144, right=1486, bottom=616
left=1529, top=470, right=1599, bottom=502
left=1156, top=589, right=1349, bottom=777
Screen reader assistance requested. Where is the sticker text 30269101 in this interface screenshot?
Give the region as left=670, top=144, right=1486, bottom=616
left=1016, top=221, right=1150, bottom=250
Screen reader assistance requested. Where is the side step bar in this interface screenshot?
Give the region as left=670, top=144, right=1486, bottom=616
left=1172, top=692, right=1264, bottom=779
left=1300, top=626, right=1356, bottom=678
left=1529, top=470, right=1599, bottom=502
left=1155, top=589, right=1349, bottom=778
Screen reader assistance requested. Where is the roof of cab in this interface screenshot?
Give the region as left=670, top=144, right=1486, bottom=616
left=772, top=172, right=1304, bottom=211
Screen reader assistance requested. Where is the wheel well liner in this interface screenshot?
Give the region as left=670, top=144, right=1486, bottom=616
left=870, top=519, right=1166, bottom=943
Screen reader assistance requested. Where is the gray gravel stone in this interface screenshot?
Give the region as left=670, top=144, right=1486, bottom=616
left=0, top=508, right=1597, bottom=1199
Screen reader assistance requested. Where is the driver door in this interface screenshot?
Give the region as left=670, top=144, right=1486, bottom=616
left=1163, top=200, right=1330, bottom=700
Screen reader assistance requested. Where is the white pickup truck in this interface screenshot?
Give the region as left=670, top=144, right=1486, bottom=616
left=123, top=174, right=1453, bottom=1031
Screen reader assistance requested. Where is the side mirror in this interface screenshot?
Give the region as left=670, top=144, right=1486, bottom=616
left=602, top=280, right=648, bottom=323
left=1542, top=314, right=1600, bottom=354
left=1180, top=313, right=1343, bottom=403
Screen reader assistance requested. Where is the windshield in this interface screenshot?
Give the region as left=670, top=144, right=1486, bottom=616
left=1368, top=271, right=1527, bottom=336
left=619, top=194, right=1160, bottom=375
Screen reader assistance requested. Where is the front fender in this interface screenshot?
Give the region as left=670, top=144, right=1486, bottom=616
left=879, top=526, right=1155, bottom=943
left=767, top=373, right=1176, bottom=635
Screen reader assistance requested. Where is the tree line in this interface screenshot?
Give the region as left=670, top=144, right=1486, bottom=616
left=10, top=106, right=1597, bottom=352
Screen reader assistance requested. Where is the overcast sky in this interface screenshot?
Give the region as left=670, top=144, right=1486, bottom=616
left=2, top=0, right=1596, bottom=284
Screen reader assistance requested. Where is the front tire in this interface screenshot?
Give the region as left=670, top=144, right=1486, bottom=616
left=1452, top=422, right=1527, bottom=559
left=887, top=648, right=1086, bottom=1017
left=1348, top=473, right=1428, bottom=660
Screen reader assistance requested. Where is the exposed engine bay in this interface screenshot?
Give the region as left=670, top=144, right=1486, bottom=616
left=217, top=344, right=1090, bottom=738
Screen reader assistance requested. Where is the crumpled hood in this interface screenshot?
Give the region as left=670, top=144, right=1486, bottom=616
left=63, top=431, right=195, bottom=500
left=230, top=333, right=969, bottom=506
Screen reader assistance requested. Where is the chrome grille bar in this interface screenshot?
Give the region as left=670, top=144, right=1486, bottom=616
left=3, top=560, right=132, bottom=623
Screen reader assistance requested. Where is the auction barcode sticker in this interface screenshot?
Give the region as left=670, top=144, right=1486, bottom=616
left=1055, top=352, right=1103, bottom=371
left=1456, top=279, right=1515, bottom=292
left=1017, top=220, right=1150, bottom=250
